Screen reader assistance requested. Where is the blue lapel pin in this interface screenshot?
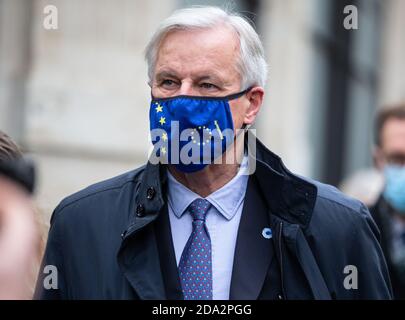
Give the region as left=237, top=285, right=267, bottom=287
left=262, top=227, right=272, bottom=239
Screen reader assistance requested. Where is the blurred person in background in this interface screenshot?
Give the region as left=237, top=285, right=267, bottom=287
left=0, top=130, right=41, bottom=299
left=370, top=104, right=405, bottom=299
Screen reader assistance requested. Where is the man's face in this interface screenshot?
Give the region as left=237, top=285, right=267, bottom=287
left=375, top=118, right=405, bottom=169
left=151, top=26, right=262, bottom=131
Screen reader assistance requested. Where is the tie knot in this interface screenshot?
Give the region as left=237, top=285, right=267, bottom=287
left=188, top=198, right=211, bottom=221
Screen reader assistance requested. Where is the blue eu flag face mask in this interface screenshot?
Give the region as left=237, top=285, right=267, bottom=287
left=149, top=88, right=250, bottom=173
left=383, top=165, right=405, bottom=214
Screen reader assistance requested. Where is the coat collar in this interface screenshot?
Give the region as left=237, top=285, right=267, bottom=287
left=248, top=133, right=317, bottom=228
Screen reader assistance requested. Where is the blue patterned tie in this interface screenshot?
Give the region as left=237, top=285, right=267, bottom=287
left=178, top=198, right=213, bottom=300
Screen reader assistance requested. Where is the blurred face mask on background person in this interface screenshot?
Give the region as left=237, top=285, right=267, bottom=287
left=383, top=164, right=405, bottom=214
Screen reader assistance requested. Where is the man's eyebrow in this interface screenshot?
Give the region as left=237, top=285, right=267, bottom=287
left=195, top=75, right=224, bottom=83
left=155, top=70, right=179, bottom=80
left=154, top=71, right=225, bottom=84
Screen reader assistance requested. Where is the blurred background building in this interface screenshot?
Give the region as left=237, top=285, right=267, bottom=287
left=0, top=0, right=404, bottom=223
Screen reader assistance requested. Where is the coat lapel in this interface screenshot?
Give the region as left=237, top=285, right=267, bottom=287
left=282, top=222, right=332, bottom=299
left=229, top=175, right=274, bottom=299
left=117, top=217, right=167, bottom=299
left=117, top=199, right=184, bottom=300
left=154, top=203, right=184, bottom=299
left=117, top=162, right=168, bottom=300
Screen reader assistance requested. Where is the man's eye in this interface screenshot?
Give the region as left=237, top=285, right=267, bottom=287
left=161, top=79, right=177, bottom=87
left=200, top=83, right=217, bottom=89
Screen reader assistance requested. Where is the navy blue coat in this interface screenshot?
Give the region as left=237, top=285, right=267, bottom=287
left=35, top=136, right=392, bottom=299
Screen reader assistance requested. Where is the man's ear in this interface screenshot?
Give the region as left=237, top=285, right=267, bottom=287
left=244, top=87, right=264, bottom=125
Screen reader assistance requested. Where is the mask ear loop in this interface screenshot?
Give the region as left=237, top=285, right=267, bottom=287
left=238, top=88, right=253, bottom=164
left=239, top=86, right=253, bottom=132
left=233, top=123, right=249, bottom=170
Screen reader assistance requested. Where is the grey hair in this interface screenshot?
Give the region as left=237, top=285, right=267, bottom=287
left=144, top=6, right=268, bottom=89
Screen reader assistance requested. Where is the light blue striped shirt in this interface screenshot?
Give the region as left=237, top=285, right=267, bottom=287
left=167, top=155, right=249, bottom=300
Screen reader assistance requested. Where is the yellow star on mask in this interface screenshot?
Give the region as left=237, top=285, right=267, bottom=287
left=155, top=104, right=163, bottom=113
left=159, top=116, right=166, bottom=125
left=161, top=147, right=167, bottom=155
left=162, top=132, right=168, bottom=142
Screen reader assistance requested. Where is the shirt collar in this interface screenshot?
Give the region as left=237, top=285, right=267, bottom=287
left=167, top=171, right=201, bottom=219
left=167, top=154, right=249, bottom=221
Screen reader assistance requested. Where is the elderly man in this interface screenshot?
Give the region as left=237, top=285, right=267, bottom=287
left=36, top=7, right=391, bottom=300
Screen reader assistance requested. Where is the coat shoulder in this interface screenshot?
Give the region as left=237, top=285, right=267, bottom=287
left=51, top=165, right=146, bottom=222
left=302, top=178, right=375, bottom=236
left=313, top=179, right=364, bottom=213
left=297, top=178, right=391, bottom=299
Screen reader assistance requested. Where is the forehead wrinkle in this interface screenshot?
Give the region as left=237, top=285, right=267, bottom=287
left=155, top=26, right=241, bottom=83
